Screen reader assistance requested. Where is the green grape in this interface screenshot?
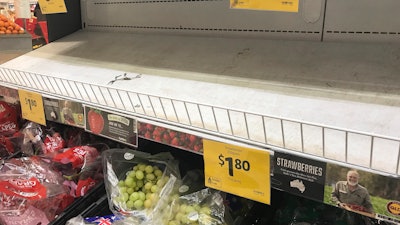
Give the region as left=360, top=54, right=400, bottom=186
left=154, top=169, right=163, bottom=178
left=125, top=177, right=135, bottom=187
left=144, top=182, right=153, bottom=191
left=119, top=186, right=127, bottom=194
left=199, top=206, right=211, bottom=215
left=144, top=199, right=152, bottom=208
left=156, top=179, right=165, bottom=187
left=118, top=180, right=125, bottom=187
left=145, top=165, right=154, bottom=173
left=145, top=192, right=152, bottom=200
left=179, top=204, right=188, bottom=213
left=137, top=180, right=144, bottom=188
left=185, top=205, right=196, bottom=214
left=121, top=192, right=129, bottom=202
left=133, top=165, right=138, bottom=171
left=150, top=185, right=159, bottom=193
left=127, top=187, right=134, bottom=194
left=175, top=212, right=185, bottom=221
left=146, top=173, right=156, bottom=181
left=129, top=192, right=139, bottom=201
left=133, top=199, right=144, bottom=209
left=138, top=191, right=146, bottom=201
left=127, top=170, right=136, bottom=178
left=126, top=200, right=135, bottom=209
left=148, top=193, right=158, bottom=201
left=138, top=164, right=146, bottom=171
left=180, top=215, right=191, bottom=224
left=135, top=170, right=145, bottom=180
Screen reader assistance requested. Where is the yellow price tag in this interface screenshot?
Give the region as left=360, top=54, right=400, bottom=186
left=230, top=0, right=299, bottom=12
left=18, top=89, right=46, bottom=125
left=203, top=139, right=271, bottom=204
left=38, top=0, right=67, bottom=14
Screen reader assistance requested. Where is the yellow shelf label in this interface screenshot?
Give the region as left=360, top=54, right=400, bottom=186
left=203, top=139, right=271, bottom=204
left=230, top=0, right=299, bottom=12
left=18, top=89, right=46, bottom=125
left=38, top=0, right=67, bottom=14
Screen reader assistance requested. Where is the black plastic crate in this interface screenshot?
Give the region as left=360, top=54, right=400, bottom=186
left=49, top=182, right=106, bottom=225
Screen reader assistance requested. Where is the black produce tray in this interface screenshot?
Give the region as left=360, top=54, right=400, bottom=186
left=80, top=194, right=112, bottom=218
left=49, top=182, right=107, bottom=225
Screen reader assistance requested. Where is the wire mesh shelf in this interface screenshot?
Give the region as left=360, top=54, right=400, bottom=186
left=1, top=66, right=399, bottom=176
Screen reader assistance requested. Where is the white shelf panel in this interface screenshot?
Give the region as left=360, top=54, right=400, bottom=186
left=1, top=30, right=400, bottom=176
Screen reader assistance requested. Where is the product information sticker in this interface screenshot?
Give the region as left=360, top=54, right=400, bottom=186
left=84, top=106, right=138, bottom=147
left=18, top=89, right=46, bottom=125
left=230, top=0, right=299, bottom=12
left=37, top=0, right=67, bottom=14
left=203, top=139, right=271, bottom=204
left=43, top=98, right=85, bottom=128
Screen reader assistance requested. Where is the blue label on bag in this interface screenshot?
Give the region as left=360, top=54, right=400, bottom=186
left=84, top=215, right=121, bottom=224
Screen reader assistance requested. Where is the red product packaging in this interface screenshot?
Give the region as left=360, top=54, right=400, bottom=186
left=43, top=132, right=66, bottom=154
left=0, top=156, right=70, bottom=221
left=0, top=205, right=50, bottom=225
left=75, top=177, right=96, bottom=197
left=0, top=101, right=19, bottom=136
left=0, top=177, right=47, bottom=201
left=52, top=145, right=99, bottom=169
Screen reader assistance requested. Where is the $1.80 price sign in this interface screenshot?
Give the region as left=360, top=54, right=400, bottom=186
left=18, top=89, right=46, bottom=125
left=218, top=154, right=250, bottom=176
left=203, top=139, right=271, bottom=204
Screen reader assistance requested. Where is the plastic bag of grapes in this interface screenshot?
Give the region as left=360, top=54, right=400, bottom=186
left=102, top=148, right=181, bottom=224
left=163, top=188, right=228, bottom=225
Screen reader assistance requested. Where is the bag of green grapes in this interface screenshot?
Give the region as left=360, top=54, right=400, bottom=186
left=102, top=148, right=181, bottom=224
left=162, top=188, right=230, bottom=225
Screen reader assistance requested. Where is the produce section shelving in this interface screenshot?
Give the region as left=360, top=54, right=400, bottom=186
left=1, top=30, right=400, bottom=177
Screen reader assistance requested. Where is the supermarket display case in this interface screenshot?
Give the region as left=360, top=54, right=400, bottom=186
left=0, top=0, right=81, bottom=50
left=0, top=0, right=400, bottom=224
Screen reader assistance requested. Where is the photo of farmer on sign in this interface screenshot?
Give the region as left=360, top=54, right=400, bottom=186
left=331, top=169, right=374, bottom=217
left=324, top=163, right=400, bottom=224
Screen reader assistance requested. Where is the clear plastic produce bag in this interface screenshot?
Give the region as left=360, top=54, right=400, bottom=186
left=102, top=148, right=181, bottom=224
left=166, top=188, right=228, bottom=225
left=0, top=156, right=71, bottom=225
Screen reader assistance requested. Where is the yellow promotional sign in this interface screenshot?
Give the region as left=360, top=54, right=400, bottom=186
left=38, top=0, right=67, bottom=14
left=203, top=139, right=271, bottom=204
left=230, top=0, right=299, bottom=12
left=18, top=89, right=46, bottom=125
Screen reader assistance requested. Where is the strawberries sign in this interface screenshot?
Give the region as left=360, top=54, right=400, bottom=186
left=138, top=122, right=203, bottom=153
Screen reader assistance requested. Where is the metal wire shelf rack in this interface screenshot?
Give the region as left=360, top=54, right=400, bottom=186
left=0, top=66, right=399, bottom=177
